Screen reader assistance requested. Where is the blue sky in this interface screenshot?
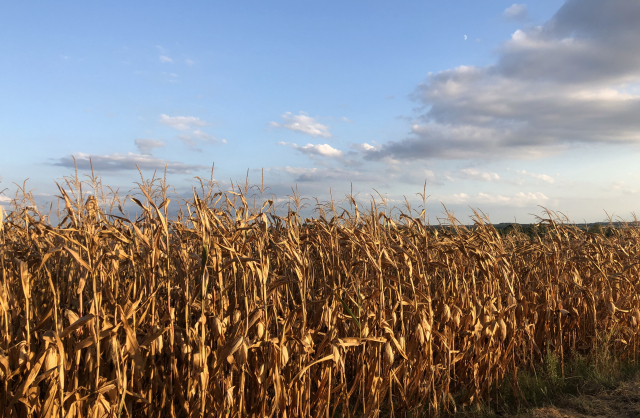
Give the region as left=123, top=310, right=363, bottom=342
left=2, top=0, right=640, bottom=223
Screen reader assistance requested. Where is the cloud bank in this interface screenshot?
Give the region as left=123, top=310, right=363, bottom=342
left=366, top=0, right=640, bottom=162
left=52, top=153, right=206, bottom=174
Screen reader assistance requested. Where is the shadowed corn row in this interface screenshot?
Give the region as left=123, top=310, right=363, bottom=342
left=1, top=175, right=640, bottom=417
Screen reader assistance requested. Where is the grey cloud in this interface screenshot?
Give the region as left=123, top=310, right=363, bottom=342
left=277, top=166, right=382, bottom=184
left=367, top=0, right=640, bottom=162
left=135, top=139, right=165, bottom=155
left=498, top=0, right=640, bottom=85
left=52, top=153, right=206, bottom=174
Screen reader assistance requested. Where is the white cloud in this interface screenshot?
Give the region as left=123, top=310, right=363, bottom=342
left=517, top=170, right=555, bottom=183
left=0, top=195, right=11, bottom=205
left=351, top=143, right=377, bottom=152
left=464, top=35, right=467, bottom=41
left=159, top=55, right=173, bottom=63
left=503, top=4, right=529, bottom=21
left=342, top=116, right=354, bottom=123
left=159, top=114, right=207, bottom=131
left=52, top=152, right=206, bottom=174
left=271, top=112, right=332, bottom=138
left=134, top=139, right=165, bottom=155
left=459, top=168, right=500, bottom=181
left=278, top=142, right=343, bottom=158
left=185, top=59, right=194, bottom=66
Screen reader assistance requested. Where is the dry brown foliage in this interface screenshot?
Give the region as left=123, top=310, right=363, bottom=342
left=1, top=172, right=640, bottom=417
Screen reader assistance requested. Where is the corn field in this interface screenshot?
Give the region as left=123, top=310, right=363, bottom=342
left=1, top=173, right=640, bottom=417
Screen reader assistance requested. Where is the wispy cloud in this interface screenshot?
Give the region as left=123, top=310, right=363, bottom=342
left=159, top=114, right=208, bottom=131
left=277, top=142, right=343, bottom=158
left=517, top=170, right=554, bottom=183
left=459, top=168, right=500, bottom=182
left=276, top=166, right=373, bottom=183
left=270, top=112, right=332, bottom=138
left=52, top=153, right=206, bottom=174
left=185, top=59, right=194, bottom=66
left=135, top=139, right=166, bottom=155
left=502, top=4, right=528, bottom=21
left=611, top=181, right=636, bottom=194
left=178, top=129, right=226, bottom=152
left=444, top=191, right=548, bottom=207
left=159, top=55, right=173, bottom=63
left=193, top=130, right=227, bottom=144
left=177, top=135, right=200, bottom=152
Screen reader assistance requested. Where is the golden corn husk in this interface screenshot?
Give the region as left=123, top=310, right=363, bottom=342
left=498, top=318, right=507, bottom=341
left=235, top=338, right=248, bottom=366
left=415, top=323, right=425, bottom=346
left=43, top=347, right=58, bottom=371
left=442, top=304, right=451, bottom=323
left=332, top=345, right=340, bottom=364
left=280, top=345, right=289, bottom=368
left=256, top=321, right=265, bottom=339
left=212, top=317, right=223, bottom=337
left=384, top=342, right=394, bottom=367
left=232, top=309, right=242, bottom=325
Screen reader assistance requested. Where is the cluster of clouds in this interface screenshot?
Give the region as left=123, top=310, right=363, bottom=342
left=363, top=0, right=640, bottom=162
left=53, top=114, right=224, bottom=173
left=49, top=1, right=640, bottom=211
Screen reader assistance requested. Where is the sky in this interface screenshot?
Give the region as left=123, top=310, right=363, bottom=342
left=2, top=0, right=640, bottom=224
